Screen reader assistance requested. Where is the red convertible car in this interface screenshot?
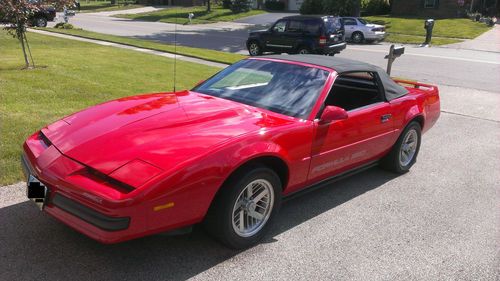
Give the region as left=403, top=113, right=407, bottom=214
left=22, top=55, right=440, bottom=248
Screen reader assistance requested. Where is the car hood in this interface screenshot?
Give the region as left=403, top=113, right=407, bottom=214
left=42, top=91, right=289, bottom=175
left=249, top=29, right=269, bottom=35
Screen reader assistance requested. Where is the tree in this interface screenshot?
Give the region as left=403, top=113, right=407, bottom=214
left=207, top=0, right=211, bottom=12
left=0, top=0, right=73, bottom=68
left=322, top=0, right=357, bottom=15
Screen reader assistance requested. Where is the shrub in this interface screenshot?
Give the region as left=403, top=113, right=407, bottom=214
left=300, top=0, right=324, bottom=14
left=230, top=0, right=251, bottom=13
left=54, top=22, right=74, bottom=29
left=265, top=0, right=285, bottom=11
left=362, top=0, right=390, bottom=16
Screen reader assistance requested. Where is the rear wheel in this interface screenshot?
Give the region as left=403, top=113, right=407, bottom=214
left=247, top=41, right=262, bottom=56
left=351, top=32, right=364, bottom=44
left=297, top=47, right=310, bottom=54
left=34, top=17, right=47, bottom=27
left=204, top=166, right=281, bottom=249
left=381, top=122, right=421, bottom=173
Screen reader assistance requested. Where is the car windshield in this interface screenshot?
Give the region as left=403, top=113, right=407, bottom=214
left=357, top=18, right=368, bottom=25
left=193, top=59, right=330, bottom=118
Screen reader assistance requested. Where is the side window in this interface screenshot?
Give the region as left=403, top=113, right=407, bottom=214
left=325, top=72, right=383, bottom=111
left=343, top=18, right=357, bottom=26
left=302, top=19, right=321, bottom=35
left=288, top=20, right=302, bottom=32
left=273, top=20, right=287, bottom=33
left=424, top=0, right=437, bottom=8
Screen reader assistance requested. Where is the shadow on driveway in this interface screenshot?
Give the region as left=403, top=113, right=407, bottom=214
left=0, top=167, right=398, bottom=280
left=129, top=24, right=270, bottom=53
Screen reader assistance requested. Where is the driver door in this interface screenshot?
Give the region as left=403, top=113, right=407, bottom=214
left=263, top=19, right=291, bottom=52
left=308, top=72, right=396, bottom=182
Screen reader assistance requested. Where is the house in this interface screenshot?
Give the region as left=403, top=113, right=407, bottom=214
left=392, top=0, right=498, bottom=18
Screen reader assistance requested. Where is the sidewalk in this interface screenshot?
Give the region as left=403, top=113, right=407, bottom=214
left=29, top=29, right=228, bottom=69
left=441, top=24, right=500, bottom=53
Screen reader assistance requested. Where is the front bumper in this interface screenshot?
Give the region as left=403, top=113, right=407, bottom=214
left=365, top=32, right=386, bottom=41
left=51, top=193, right=130, bottom=231
left=21, top=132, right=145, bottom=243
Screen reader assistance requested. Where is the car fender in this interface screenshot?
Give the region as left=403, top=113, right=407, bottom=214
left=142, top=138, right=290, bottom=231
left=404, top=104, right=425, bottom=129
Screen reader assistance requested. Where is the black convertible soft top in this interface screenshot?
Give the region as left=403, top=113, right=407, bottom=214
left=263, top=55, right=409, bottom=101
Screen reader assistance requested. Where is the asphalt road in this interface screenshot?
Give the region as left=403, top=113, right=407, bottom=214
left=57, top=13, right=500, bottom=93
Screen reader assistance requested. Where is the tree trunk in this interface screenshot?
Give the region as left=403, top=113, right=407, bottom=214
left=18, top=31, right=30, bottom=68
left=207, top=0, right=211, bottom=12
left=353, top=0, right=361, bottom=16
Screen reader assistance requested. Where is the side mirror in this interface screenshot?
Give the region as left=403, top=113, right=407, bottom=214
left=319, top=106, right=348, bottom=124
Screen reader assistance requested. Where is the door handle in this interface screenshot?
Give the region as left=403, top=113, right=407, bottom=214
left=381, top=114, right=392, bottom=123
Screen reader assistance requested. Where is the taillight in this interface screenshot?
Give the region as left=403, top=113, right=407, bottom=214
left=319, top=36, right=327, bottom=46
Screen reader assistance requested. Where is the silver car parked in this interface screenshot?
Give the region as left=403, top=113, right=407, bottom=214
left=341, top=17, right=386, bottom=44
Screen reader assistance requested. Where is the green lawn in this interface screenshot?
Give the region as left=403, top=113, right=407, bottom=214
left=116, top=6, right=266, bottom=24
left=0, top=30, right=219, bottom=185
left=77, top=1, right=144, bottom=13
left=38, top=28, right=245, bottom=64
left=365, top=16, right=491, bottom=45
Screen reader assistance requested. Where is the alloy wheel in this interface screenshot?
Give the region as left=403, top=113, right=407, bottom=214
left=399, top=129, right=418, bottom=167
left=231, top=179, right=274, bottom=237
left=249, top=43, right=260, bottom=56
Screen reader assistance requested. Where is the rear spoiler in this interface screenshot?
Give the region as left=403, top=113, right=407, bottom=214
left=393, top=79, right=437, bottom=92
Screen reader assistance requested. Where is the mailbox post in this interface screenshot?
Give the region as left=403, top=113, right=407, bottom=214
left=423, top=19, right=434, bottom=46
left=385, top=44, right=405, bottom=75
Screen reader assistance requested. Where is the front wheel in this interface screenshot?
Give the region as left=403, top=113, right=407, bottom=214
left=247, top=41, right=262, bottom=56
left=381, top=122, right=422, bottom=173
left=351, top=32, right=364, bottom=44
left=204, top=166, right=282, bottom=249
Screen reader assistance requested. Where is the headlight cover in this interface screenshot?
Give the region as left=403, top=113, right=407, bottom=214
left=109, top=159, right=163, bottom=188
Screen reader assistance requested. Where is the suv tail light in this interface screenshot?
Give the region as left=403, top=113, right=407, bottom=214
left=319, top=36, right=327, bottom=46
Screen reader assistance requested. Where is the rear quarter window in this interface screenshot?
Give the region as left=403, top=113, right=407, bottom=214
left=302, top=19, right=322, bottom=35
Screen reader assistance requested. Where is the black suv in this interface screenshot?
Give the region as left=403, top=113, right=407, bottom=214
left=0, top=3, right=56, bottom=27
left=246, top=15, right=346, bottom=56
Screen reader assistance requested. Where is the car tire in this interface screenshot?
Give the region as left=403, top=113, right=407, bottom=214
left=34, top=17, right=48, bottom=27
left=247, top=41, right=262, bottom=56
left=297, top=47, right=310, bottom=54
left=351, top=32, right=364, bottom=44
left=204, top=166, right=282, bottom=249
left=381, top=121, right=422, bottom=174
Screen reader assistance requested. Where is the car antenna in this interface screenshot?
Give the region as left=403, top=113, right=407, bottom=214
left=173, top=8, right=178, bottom=93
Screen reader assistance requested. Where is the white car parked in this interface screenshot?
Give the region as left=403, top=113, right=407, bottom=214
left=341, top=17, right=386, bottom=44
